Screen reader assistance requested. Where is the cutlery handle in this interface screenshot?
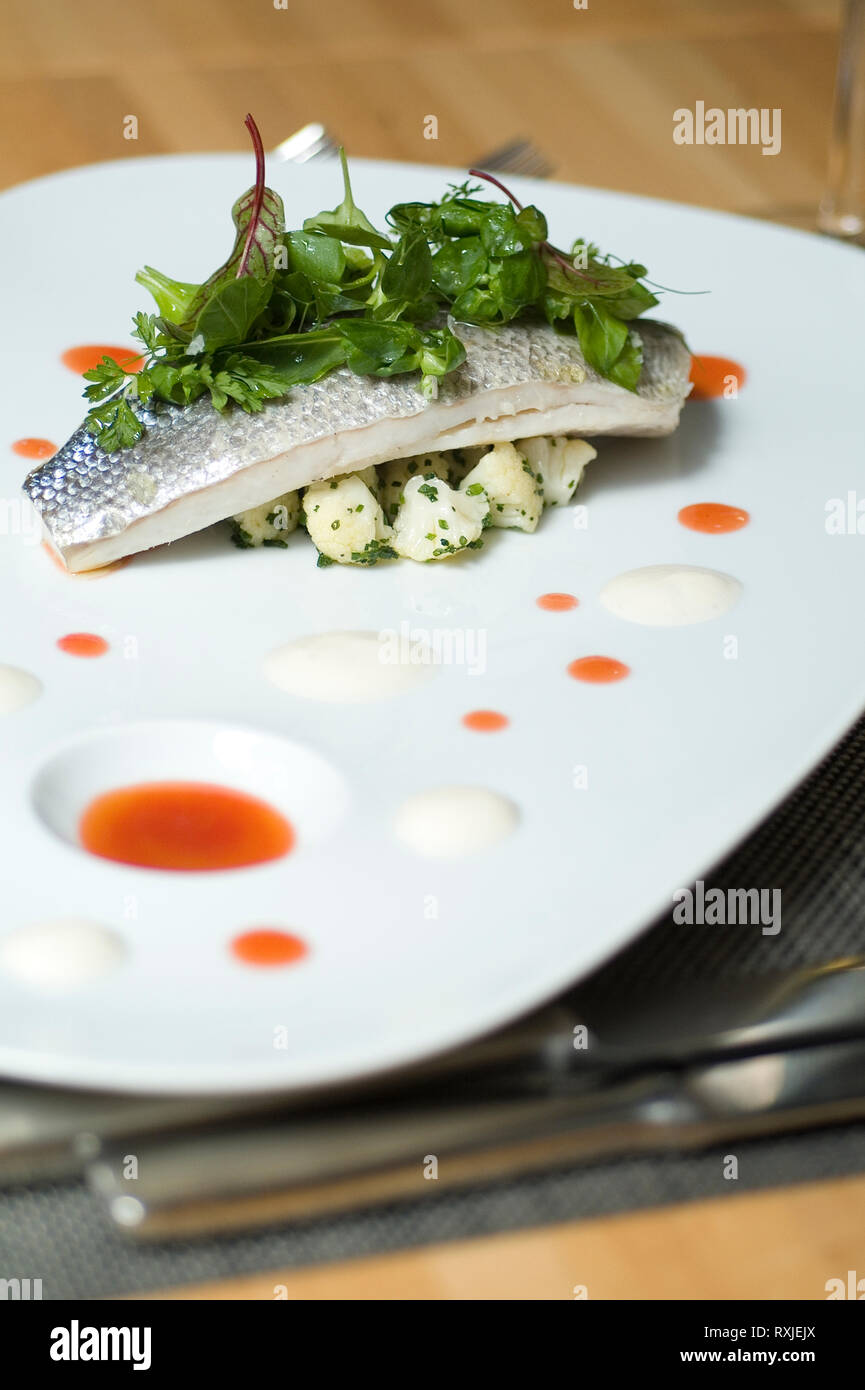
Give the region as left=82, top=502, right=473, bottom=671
left=86, top=1080, right=674, bottom=1239
left=88, top=1039, right=865, bottom=1239
left=0, top=1086, right=273, bottom=1186
left=8, top=961, right=865, bottom=1191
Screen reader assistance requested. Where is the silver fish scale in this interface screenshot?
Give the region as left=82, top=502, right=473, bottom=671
left=23, top=320, right=685, bottom=551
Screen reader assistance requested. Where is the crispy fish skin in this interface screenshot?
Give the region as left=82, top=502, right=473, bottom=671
left=24, top=320, right=690, bottom=571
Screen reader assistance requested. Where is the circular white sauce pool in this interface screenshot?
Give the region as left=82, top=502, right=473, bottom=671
left=0, top=664, right=42, bottom=715
left=600, top=564, right=742, bottom=627
left=0, top=918, right=126, bottom=992
left=394, top=785, right=519, bottom=858
left=263, top=630, right=436, bottom=703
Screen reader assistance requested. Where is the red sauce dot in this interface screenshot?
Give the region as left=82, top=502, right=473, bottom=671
left=61, top=345, right=145, bottom=375
left=688, top=355, right=746, bottom=400
left=537, top=592, right=579, bottom=612
left=231, top=929, right=308, bottom=967
left=79, top=781, right=295, bottom=871
left=462, top=710, right=509, bottom=732
left=568, top=655, right=630, bottom=684
left=678, top=502, right=750, bottom=534
left=12, top=437, right=56, bottom=460
left=57, top=632, right=109, bottom=657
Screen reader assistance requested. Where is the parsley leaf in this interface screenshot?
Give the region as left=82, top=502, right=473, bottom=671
left=85, top=397, right=144, bottom=451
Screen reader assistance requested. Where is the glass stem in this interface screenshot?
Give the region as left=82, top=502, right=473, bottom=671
left=819, top=0, right=865, bottom=236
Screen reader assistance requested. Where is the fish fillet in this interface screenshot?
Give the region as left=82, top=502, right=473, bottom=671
left=24, top=319, right=691, bottom=571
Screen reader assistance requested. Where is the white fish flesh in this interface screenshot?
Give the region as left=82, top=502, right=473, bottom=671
left=24, top=319, right=690, bottom=571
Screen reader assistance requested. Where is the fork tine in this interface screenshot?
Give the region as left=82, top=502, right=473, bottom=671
left=474, top=138, right=554, bottom=180
left=503, top=147, right=554, bottom=179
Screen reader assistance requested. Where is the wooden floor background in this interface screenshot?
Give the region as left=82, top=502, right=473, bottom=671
left=0, top=0, right=843, bottom=225
left=3, top=0, right=861, bottom=1299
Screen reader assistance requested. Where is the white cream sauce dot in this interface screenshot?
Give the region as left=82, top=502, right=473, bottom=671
left=394, top=786, right=519, bottom=858
left=0, top=918, right=126, bottom=992
left=600, top=564, right=742, bottom=627
left=263, top=630, right=435, bottom=703
left=0, top=664, right=42, bottom=715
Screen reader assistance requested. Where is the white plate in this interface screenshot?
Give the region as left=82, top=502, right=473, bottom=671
left=0, top=154, right=863, bottom=1094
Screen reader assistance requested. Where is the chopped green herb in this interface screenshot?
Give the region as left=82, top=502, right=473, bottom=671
left=350, top=539, right=398, bottom=565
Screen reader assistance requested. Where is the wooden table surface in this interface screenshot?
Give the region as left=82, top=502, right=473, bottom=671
left=3, top=0, right=860, bottom=1300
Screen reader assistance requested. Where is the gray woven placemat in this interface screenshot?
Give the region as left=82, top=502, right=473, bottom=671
left=2, top=714, right=864, bottom=1299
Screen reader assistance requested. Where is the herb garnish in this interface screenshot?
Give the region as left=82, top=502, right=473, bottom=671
left=83, top=116, right=665, bottom=451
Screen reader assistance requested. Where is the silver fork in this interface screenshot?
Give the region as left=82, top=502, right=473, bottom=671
left=272, top=124, right=554, bottom=179
left=271, top=122, right=340, bottom=163
left=473, top=138, right=555, bottom=179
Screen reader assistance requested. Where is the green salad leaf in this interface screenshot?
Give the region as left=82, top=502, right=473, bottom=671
left=302, top=148, right=392, bottom=250
left=82, top=116, right=673, bottom=451
left=135, top=115, right=285, bottom=341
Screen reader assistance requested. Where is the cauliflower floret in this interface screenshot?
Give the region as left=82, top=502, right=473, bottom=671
left=380, top=452, right=452, bottom=523
left=230, top=491, right=300, bottom=548
left=459, top=442, right=543, bottom=532
left=391, top=474, right=489, bottom=562
left=517, top=436, right=597, bottom=507
left=303, top=474, right=394, bottom=566
left=351, top=465, right=381, bottom=499
left=447, top=446, right=488, bottom=487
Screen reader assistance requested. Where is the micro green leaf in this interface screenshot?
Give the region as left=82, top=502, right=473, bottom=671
left=303, top=148, right=391, bottom=250
left=84, top=119, right=674, bottom=446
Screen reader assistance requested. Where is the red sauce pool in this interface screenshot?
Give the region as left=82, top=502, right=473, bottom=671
left=12, top=437, right=56, bottom=460
left=462, top=710, right=509, bottom=732
left=231, top=929, right=308, bottom=967
left=537, top=593, right=579, bottom=612
left=678, top=502, right=750, bottom=534
left=61, top=345, right=145, bottom=375
left=568, top=656, right=630, bottom=684
left=688, top=355, right=747, bottom=400
left=80, top=781, right=295, bottom=871
left=57, top=632, right=109, bottom=657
